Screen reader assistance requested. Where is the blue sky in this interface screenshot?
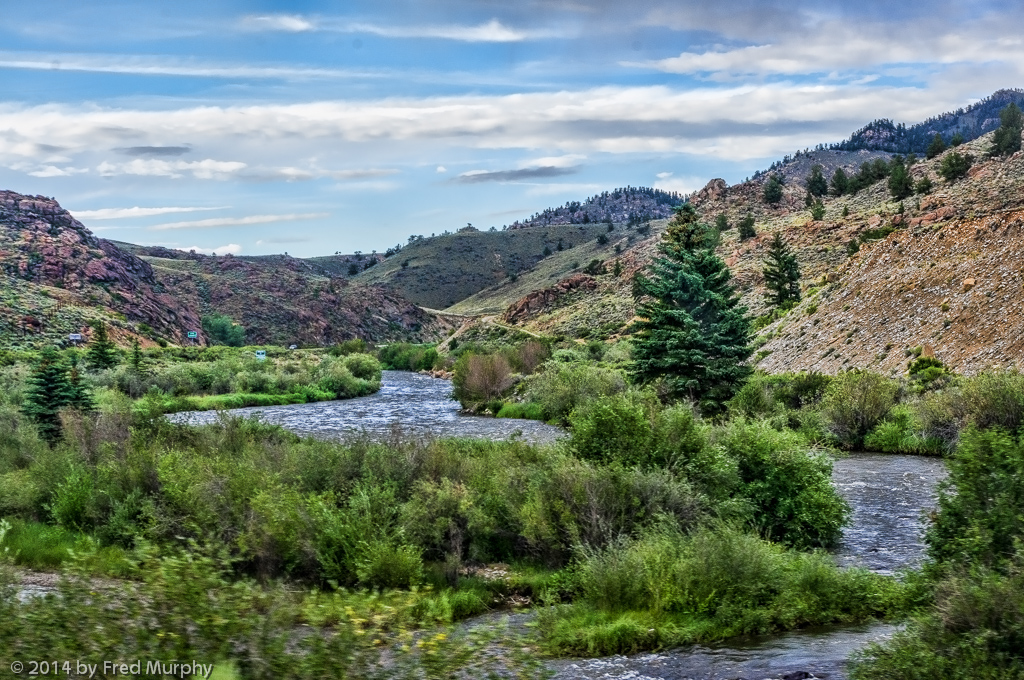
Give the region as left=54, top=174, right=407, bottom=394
left=0, top=0, right=1020, bottom=257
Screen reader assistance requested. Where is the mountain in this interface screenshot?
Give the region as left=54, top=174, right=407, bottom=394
left=833, top=88, right=1024, bottom=154
left=0, top=194, right=455, bottom=349
left=507, top=186, right=684, bottom=229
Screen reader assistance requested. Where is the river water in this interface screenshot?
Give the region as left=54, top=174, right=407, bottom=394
left=171, top=373, right=947, bottom=680
left=169, top=370, right=564, bottom=444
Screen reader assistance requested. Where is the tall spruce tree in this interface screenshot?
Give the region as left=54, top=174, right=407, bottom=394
left=989, top=103, right=1023, bottom=157
left=762, top=233, right=801, bottom=308
left=630, top=204, right=752, bottom=412
left=738, top=213, right=757, bottom=240
left=67, top=352, right=95, bottom=413
left=22, top=348, right=76, bottom=441
left=763, top=174, right=784, bottom=204
left=86, top=320, right=119, bottom=370
left=806, top=164, right=828, bottom=197
left=926, top=133, right=946, bottom=159
left=830, top=168, right=849, bottom=196
left=888, top=159, right=913, bottom=200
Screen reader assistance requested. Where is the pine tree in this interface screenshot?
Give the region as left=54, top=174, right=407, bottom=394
left=888, top=160, right=913, bottom=199
left=830, top=168, right=849, bottom=196
left=950, top=132, right=965, bottom=147
left=129, top=338, right=148, bottom=376
left=989, top=103, right=1023, bottom=157
left=21, top=348, right=76, bottom=441
left=738, top=213, right=757, bottom=240
left=714, top=213, right=730, bottom=231
left=762, top=233, right=801, bottom=309
left=630, top=204, right=752, bottom=412
left=86, top=320, right=119, bottom=370
left=67, top=352, right=96, bottom=413
left=806, top=164, right=828, bottom=197
left=926, top=133, right=946, bottom=160
left=810, top=199, right=826, bottom=221
left=763, top=174, right=784, bottom=204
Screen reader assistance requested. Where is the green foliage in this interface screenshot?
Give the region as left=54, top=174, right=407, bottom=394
left=85, top=320, right=119, bottom=370
left=762, top=174, right=784, bottom=204
left=583, top=259, right=606, bottom=275
left=809, top=199, right=826, bottom=221
left=762, top=233, right=801, bottom=309
left=630, top=204, right=752, bottom=412
left=989, top=102, right=1023, bottom=157
left=378, top=343, right=438, bottom=371
left=524, top=361, right=627, bottom=423
left=939, top=150, right=973, bottom=182
left=926, top=132, right=947, bottom=159
left=737, top=213, right=757, bottom=240
left=568, top=392, right=656, bottom=467
left=21, top=348, right=77, bottom=441
left=541, top=525, right=906, bottom=657
left=714, top=213, right=730, bottom=231
left=451, top=353, right=514, bottom=408
left=951, top=131, right=965, bottom=146
left=915, top=175, right=934, bottom=194
left=928, top=427, right=1024, bottom=569
left=201, top=314, right=246, bottom=347
left=888, top=158, right=914, bottom=199
left=806, top=164, right=828, bottom=197
left=819, top=370, right=900, bottom=448
left=830, top=167, right=849, bottom=196
left=851, top=559, right=1024, bottom=680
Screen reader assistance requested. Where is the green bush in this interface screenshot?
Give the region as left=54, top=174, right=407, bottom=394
left=820, top=370, right=900, bottom=448
left=525, top=362, right=627, bottom=423
left=356, top=542, right=425, bottom=589
left=451, top=353, right=514, bottom=408
left=568, top=392, right=655, bottom=467
left=495, top=402, right=546, bottom=420
left=342, top=353, right=382, bottom=382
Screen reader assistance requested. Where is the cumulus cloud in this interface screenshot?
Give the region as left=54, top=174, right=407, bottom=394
left=176, top=244, right=243, bottom=255
left=149, top=212, right=329, bottom=231
left=27, top=165, right=88, bottom=177
left=97, top=159, right=247, bottom=180
left=73, top=206, right=229, bottom=220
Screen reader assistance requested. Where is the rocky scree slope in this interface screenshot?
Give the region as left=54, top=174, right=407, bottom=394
left=0, top=191, right=201, bottom=346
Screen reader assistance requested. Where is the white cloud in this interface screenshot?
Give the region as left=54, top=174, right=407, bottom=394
left=27, top=165, right=87, bottom=177
left=177, top=244, right=243, bottom=255
left=149, top=212, right=329, bottom=231
left=436, top=165, right=447, bottom=173
left=518, top=154, right=586, bottom=169
left=73, top=206, right=229, bottom=220
left=240, top=14, right=316, bottom=33
left=97, top=159, right=247, bottom=180
left=334, top=19, right=553, bottom=43
left=0, top=51, right=365, bottom=80
left=656, top=171, right=673, bottom=179
left=653, top=175, right=705, bottom=195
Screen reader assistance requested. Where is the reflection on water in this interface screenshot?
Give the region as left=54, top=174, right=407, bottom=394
left=169, top=370, right=564, bottom=444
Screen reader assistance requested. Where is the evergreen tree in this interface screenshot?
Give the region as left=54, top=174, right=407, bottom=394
left=939, top=151, right=973, bottom=182
left=810, top=199, right=826, bottom=221
left=806, top=164, right=828, bottom=197
left=926, top=133, right=946, bottom=159
left=129, top=338, right=148, bottom=375
left=762, top=233, right=801, bottom=308
left=989, top=103, right=1023, bottom=157
left=613, top=259, right=623, bottom=277
left=763, top=174, right=784, bottom=204
left=67, top=352, right=96, bottom=413
left=738, top=213, right=757, bottom=240
left=630, top=204, right=752, bottom=412
left=21, top=348, right=76, bottom=441
left=830, top=168, right=849, bottom=196
left=950, top=132, right=965, bottom=147
left=714, top=213, right=730, bottom=231
left=888, top=159, right=913, bottom=199
left=86, top=320, right=119, bottom=370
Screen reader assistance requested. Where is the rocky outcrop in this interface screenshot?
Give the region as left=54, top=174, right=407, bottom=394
left=0, top=191, right=202, bottom=343
left=502, top=274, right=598, bottom=323
left=691, top=178, right=728, bottom=206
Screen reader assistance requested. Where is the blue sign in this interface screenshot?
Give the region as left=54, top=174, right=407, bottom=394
left=187, top=331, right=198, bottom=339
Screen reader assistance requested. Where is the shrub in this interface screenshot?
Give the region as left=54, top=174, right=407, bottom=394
left=201, top=314, right=245, bottom=346
left=938, top=151, right=973, bottom=182
left=356, top=542, right=425, bottom=589
left=525, top=362, right=627, bottom=423
left=568, top=392, right=655, bottom=467
left=713, top=419, right=849, bottom=549
left=451, top=353, right=514, bottom=408
left=820, top=370, right=900, bottom=448
left=342, top=353, right=382, bottom=382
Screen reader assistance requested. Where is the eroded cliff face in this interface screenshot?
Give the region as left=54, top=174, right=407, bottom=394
left=0, top=191, right=202, bottom=344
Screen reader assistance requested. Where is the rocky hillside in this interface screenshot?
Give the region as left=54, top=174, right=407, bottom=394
left=115, top=245, right=457, bottom=346
left=489, top=119, right=1024, bottom=375
left=0, top=192, right=202, bottom=347
left=0, top=193, right=455, bottom=349
left=833, top=88, right=1024, bottom=154
left=508, top=186, right=684, bottom=229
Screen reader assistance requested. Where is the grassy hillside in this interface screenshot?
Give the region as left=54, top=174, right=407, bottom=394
left=353, top=222, right=616, bottom=309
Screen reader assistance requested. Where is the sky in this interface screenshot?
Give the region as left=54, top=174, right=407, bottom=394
left=0, top=0, right=1021, bottom=257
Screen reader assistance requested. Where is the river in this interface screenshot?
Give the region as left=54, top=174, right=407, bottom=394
left=169, top=370, right=564, bottom=444
left=172, top=372, right=947, bottom=680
